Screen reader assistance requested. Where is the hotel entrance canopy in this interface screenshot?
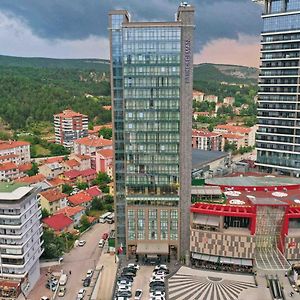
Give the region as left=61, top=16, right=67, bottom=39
left=136, top=242, right=169, bottom=255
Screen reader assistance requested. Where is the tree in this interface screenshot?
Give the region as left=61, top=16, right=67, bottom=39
left=42, top=228, right=65, bottom=259
left=91, top=197, right=104, bottom=211
left=80, top=215, right=90, bottom=231
left=76, top=181, right=88, bottom=190
left=93, top=172, right=111, bottom=190
left=62, top=184, right=73, bottom=195
left=104, top=195, right=113, bottom=205
left=224, top=141, right=237, bottom=152
left=105, top=204, right=114, bottom=212
left=25, top=162, right=39, bottom=176
left=41, top=208, right=50, bottom=218
left=98, top=127, right=112, bottom=139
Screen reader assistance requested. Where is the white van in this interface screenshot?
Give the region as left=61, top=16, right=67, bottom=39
left=59, top=274, right=68, bottom=286
left=99, top=239, right=105, bottom=248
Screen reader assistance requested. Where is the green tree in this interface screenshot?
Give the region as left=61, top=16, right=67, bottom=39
left=105, top=204, right=114, bottom=212
left=80, top=215, right=91, bottom=231
left=98, top=127, right=112, bottom=139
left=104, top=195, right=113, bottom=205
left=93, top=172, right=111, bottom=190
left=41, top=208, right=50, bottom=218
left=224, top=141, right=237, bottom=152
left=76, top=181, right=88, bottom=190
left=25, top=162, right=39, bottom=176
left=91, top=197, right=104, bottom=211
left=41, top=228, right=65, bottom=259
left=62, top=184, right=73, bottom=195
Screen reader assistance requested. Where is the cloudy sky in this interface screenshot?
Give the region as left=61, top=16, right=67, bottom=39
left=0, top=1, right=262, bottom=67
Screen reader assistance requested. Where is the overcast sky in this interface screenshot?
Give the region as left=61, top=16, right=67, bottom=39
left=0, top=1, right=262, bottom=67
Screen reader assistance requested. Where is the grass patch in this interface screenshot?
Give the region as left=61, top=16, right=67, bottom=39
left=33, top=144, right=51, bottom=156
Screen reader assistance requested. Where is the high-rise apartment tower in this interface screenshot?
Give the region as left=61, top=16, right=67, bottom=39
left=256, top=0, right=300, bottom=176
left=109, top=3, right=194, bottom=260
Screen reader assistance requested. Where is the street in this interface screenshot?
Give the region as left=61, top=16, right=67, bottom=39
left=28, top=222, right=110, bottom=300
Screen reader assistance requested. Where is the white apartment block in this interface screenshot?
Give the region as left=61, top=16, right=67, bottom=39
left=0, top=183, right=43, bottom=297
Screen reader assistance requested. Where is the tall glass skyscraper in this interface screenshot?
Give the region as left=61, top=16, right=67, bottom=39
left=109, top=4, right=194, bottom=260
left=256, top=0, right=300, bottom=176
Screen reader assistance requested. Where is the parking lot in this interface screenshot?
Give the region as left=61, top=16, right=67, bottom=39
left=28, top=222, right=110, bottom=300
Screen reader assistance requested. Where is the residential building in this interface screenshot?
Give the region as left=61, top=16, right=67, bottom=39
left=204, top=95, right=218, bottom=103
left=67, top=191, right=93, bottom=208
left=54, top=109, right=88, bottom=149
left=192, top=130, right=222, bottom=151
left=192, top=90, right=205, bottom=102
left=69, top=153, right=91, bottom=171
left=255, top=0, right=300, bottom=176
left=0, top=162, right=19, bottom=181
left=223, top=133, right=245, bottom=149
left=46, top=177, right=65, bottom=191
left=39, top=188, right=67, bottom=214
left=193, top=111, right=210, bottom=120
left=96, top=148, right=113, bottom=175
left=0, top=182, right=43, bottom=296
left=214, top=124, right=257, bottom=147
left=62, top=159, right=80, bottom=171
left=16, top=174, right=46, bottom=185
left=73, top=136, right=112, bottom=169
left=55, top=206, right=85, bottom=226
left=109, top=3, right=194, bottom=259
left=88, top=123, right=112, bottom=136
left=86, top=186, right=102, bottom=199
left=42, top=213, right=74, bottom=234
left=39, top=162, right=64, bottom=179
left=0, top=140, right=30, bottom=165
left=80, top=168, right=97, bottom=184
left=61, top=170, right=82, bottom=184
left=223, top=96, right=235, bottom=106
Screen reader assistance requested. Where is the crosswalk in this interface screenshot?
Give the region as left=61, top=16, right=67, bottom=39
left=168, top=273, right=257, bottom=300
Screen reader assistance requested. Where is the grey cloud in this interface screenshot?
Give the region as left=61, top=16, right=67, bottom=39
left=0, top=0, right=262, bottom=53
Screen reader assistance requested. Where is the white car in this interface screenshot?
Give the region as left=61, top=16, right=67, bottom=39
left=117, top=280, right=132, bottom=287
left=150, top=276, right=164, bottom=283
left=152, top=270, right=166, bottom=277
left=134, top=289, right=143, bottom=300
left=128, top=263, right=140, bottom=270
left=86, top=269, right=94, bottom=278
left=150, top=297, right=165, bottom=300
left=77, top=288, right=86, bottom=300
left=118, top=285, right=131, bottom=292
left=154, top=264, right=167, bottom=271
left=78, top=240, right=86, bottom=247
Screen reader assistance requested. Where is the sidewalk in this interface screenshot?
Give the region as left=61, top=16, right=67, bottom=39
left=94, top=252, right=118, bottom=300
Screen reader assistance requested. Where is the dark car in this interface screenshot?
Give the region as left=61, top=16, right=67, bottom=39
left=118, top=275, right=134, bottom=282
left=123, top=267, right=136, bottom=273
left=121, top=271, right=136, bottom=277
left=45, top=282, right=56, bottom=291
left=102, top=232, right=109, bottom=240
left=83, top=277, right=91, bottom=287
left=149, top=281, right=165, bottom=287
left=117, top=290, right=132, bottom=298
left=149, top=286, right=166, bottom=293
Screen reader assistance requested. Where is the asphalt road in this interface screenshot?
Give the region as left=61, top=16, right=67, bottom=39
left=28, top=222, right=110, bottom=300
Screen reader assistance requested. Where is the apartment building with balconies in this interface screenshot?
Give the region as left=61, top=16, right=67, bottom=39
left=0, top=182, right=43, bottom=297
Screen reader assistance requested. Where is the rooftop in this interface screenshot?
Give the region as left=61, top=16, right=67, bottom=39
left=68, top=191, right=92, bottom=206
left=54, top=109, right=87, bottom=118
left=0, top=182, right=33, bottom=200
left=215, top=124, right=251, bottom=134
left=192, top=149, right=229, bottom=169
left=40, top=188, right=67, bottom=203
left=74, top=136, right=112, bottom=148
left=42, top=213, right=73, bottom=231
left=192, top=129, right=220, bottom=138
left=55, top=205, right=85, bottom=217
left=0, top=140, right=29, bottom=151
left=16, top=174, right=46, bottom=184
left=97, top=148, right=113, bottom=158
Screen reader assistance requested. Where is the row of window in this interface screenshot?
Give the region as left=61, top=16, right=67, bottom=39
left=123, top=27, right=181, bottom=41
left=126, top=174, right=178, bottom=185
left=124, top=66, right=180, bottom=76
left=263, top=14, right=300, bottom=33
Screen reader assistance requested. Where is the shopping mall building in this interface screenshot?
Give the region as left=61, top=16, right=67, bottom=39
left=190, top=174, right=300, bottom=271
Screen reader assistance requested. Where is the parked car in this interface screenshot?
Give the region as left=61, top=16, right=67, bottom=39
left=83, top=277, right=91, bottom=287
left=128, top=263, right=140, bottom=270
left=77, top=288, right=86, bottom=300
left=150, top=275, right=164, bottom=282
left=149, top=281, right=165, bottom=288
left=45, top=282, right=56, bottom=291
left=41, top=297, right=50, bottom=300
left=134, top=289, right=143, bottom=300
left=117, top=280, right=132, bottom=287
left=118, top=275, right=134, bottom=282
left=153, top=270, right=167, bottom=277
left=59, top=274, right=68, bottom=286
left=48, top=277, right=58, bottom=285
left=117, top=290, right=132, bottom=298
left=102, top=232, right=109, bottom=240
left=58, top=287, right=66, bottom=297
left=154, top=265, right=168, bottom=271
left=86, top=269, right=94, bottom=278
left=150, top=291, right=165, bottom=298
left=118, top=285, right=131, bottom=292
left=99, top=239, right=105, bottom=248
left=123, top=267, right=137, bottom=274
left=149, top=285, right=165, bottom=293
left=121, top=271, right=136, bottom=277
left=78, top=240, right=86, bottom=247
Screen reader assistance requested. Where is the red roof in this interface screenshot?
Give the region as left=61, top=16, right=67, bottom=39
left=216, top=124, right=251, bottom=134
left=80, top=169, right=97, bottom=177
left=18, top=163, right=32, bottom=172
left=0, top=153, right=18, bottom=160
left=63, top=170, right=81, bottom=179
left=86, top=186, right=102, bottom=197
left=0, top=140, right=29, bottom=151
left=54, top=109, right=87, bottom=118
left=223, top=133, right=244, bottom=140
left=0, top=162, right=17, bottom=171
left=64, top=159, right=80, bottom=168
left=68, top=191, right=92, bottom=206
left=74, top=136, right=112, bottom=148
left=42, top=156, right=64, bottom=164
left=47, top=177, right=65, bottom=187
left=16, top=173, right=45, bottom=184
left=55, top=205, right=85, bottom=217
left=87, top=216, right=96, bottom=223
left=40, top=188, right=67, bottom=203
left=102, top=105, right=112, bottom=110
left=192, top=129, right=220, bottom=138
left=97, top=148, right=113, bottom=159
left=43, top=213, right=73, bottom=231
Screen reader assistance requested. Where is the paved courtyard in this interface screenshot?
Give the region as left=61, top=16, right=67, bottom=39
left=168, top=267, right=269, bottom=300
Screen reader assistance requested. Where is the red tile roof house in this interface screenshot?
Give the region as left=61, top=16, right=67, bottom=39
left=79, top=168, right=97, bottom=184
left=67, top=191, right=93, bottom=209
left=62, top=159, right=80, bottom=171
left=55, top=206, right=85, bottom=226
left=61, top=170, right=82, bottom=184
left=86, top=186, right=102, bottom=198
left=95, top=148, right=113, bottom=175
left=42, top=213, right=74, bottom=234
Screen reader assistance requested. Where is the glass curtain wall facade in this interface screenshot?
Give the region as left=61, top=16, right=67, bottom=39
left=256, top=0, right=300, bottom=176
left=109, top=5, right=194, bottom=259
